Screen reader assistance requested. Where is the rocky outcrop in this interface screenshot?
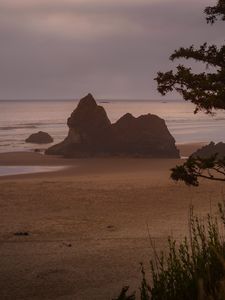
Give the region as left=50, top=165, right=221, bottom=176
left=26, top=131, right=53, bottom=144
left=111, top=113, right=178, bottom=157
left=46, top=94, right=112, bottom=156
left=46, top=94, right=179, bottom=158
left=191, top=142, right=225, bottom=159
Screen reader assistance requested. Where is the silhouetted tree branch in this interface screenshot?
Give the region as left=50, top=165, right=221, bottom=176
left=155, top=0, right=225, bottom=114
left=205, top=0, right=225, bottom=24
left=171, top=155, right=225, bottom=186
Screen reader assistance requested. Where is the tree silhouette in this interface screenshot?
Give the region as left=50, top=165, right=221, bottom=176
left=155, top=0, right=225, bottom=186
left=171, top=155, right=225, bottom=186
left=155, top=0, right=225, bottom=114
left=205, top=0, right=225, bottom=24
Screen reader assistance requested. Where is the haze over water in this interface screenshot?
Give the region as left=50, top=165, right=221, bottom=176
left=0, top=99, right=224, bottom=153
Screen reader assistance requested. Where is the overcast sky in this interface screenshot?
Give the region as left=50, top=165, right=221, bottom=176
left=0, top=0, right=224, bottom=100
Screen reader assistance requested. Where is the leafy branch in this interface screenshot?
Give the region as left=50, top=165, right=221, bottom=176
left=171, top=155, right=225, bottom=186
left=155, top=0, right=225, bottom=113
left=205, top=0, right=225, bottom=24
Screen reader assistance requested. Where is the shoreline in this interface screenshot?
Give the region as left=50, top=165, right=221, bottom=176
left=0, top=141, right=205, bottom=167
left=0, top=142, right=205, bottom=178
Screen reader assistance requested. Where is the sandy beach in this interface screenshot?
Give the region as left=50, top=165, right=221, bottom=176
left=0, top=143, right=223, bottom=299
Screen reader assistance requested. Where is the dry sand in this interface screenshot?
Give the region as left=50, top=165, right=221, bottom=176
left=0, top=143, right=223, bottom=300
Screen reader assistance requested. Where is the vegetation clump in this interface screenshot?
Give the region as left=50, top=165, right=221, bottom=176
left=155, top=0, right=225, bottom=113
left=171, top=154, right=225, bottom=186
left=115, top=204, right=225, bottom=300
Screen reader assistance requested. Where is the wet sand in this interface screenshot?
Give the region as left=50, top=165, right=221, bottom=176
left=0, top=142, right=222, bottom=300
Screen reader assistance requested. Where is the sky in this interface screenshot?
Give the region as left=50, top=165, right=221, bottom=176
left=0, top=0, right=224, bottom=100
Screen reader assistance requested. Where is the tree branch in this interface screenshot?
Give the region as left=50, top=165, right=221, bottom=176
left=170, top=44, right=225, bottom=68
left=171, top=155, right=225, bottom=186
left=205, top=0, right=225, bottom=24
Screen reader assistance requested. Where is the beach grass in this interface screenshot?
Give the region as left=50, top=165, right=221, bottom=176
left=116, top=202, right=225, bottom=300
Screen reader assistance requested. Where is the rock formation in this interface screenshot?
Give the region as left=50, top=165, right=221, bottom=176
left=26, top=131, right=53, bottom=144
left=191, top=142, right=225, bottom=159
left=46, top=94, right=179, bottom=158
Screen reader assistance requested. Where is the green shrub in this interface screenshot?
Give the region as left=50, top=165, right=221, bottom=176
left=115, top=204, right=225, bottom=300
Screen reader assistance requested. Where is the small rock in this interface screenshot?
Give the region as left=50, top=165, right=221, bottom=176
left=62, top=242, right=72, bottom=247
left=26, top=131, right=53, bottom=144
left=107, top=225, right=116, bottom=231
left=14, top=232, right=29, bottom=236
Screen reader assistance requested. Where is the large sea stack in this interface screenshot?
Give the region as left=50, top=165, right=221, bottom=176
left=46, top=94, right=179, bottom=158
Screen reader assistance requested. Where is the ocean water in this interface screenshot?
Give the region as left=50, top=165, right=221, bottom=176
left=0, top=99, right=224, bottom=153
left=0, top=166, right=66, bottom=176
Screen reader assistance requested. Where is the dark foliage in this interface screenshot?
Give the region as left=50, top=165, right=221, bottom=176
left=171, top=155, right=225, bottom=186
left=155, top=0, right=225, bottom=113
left=205, top=0, right=225, bottom=24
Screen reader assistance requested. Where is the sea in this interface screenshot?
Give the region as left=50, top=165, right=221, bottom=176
left=0, top=99, right=224, bottom=153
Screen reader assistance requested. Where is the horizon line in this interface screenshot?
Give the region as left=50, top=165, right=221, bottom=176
left=0, top=98, right=181, bottom=102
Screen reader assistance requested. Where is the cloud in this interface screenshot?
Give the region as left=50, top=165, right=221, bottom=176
left=0, top=0, right=224, bottom=99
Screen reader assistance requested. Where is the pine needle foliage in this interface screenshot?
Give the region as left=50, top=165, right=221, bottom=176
left=155, top=0, right=225, bottom=114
